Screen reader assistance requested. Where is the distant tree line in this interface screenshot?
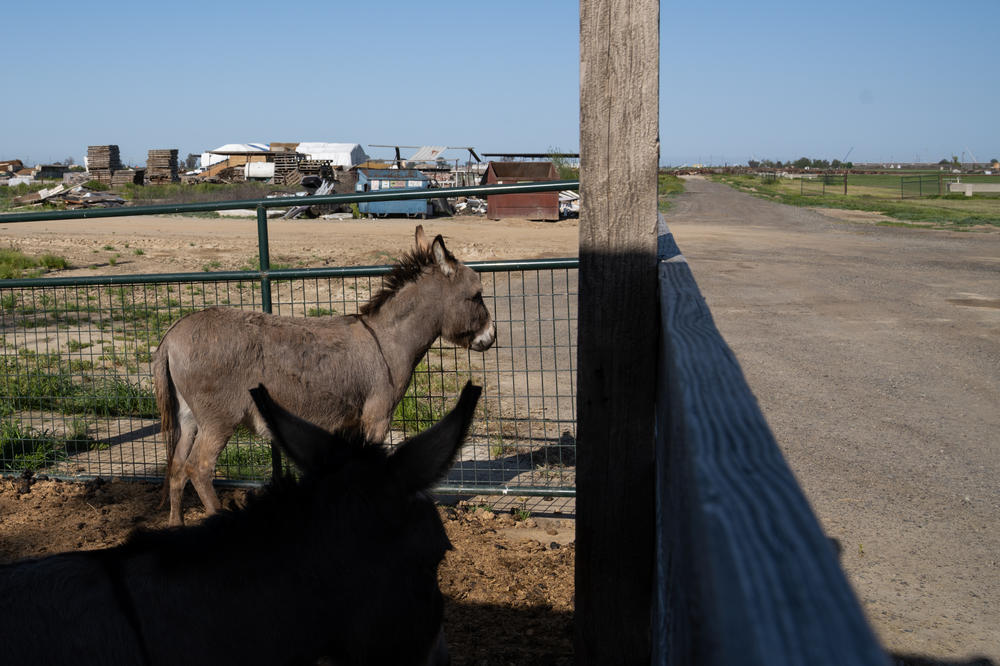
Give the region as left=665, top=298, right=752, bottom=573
left=748, top=158, right=854, bottom=170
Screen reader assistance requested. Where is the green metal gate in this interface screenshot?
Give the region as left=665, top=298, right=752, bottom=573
left=0, top=182, right=578, bottom=498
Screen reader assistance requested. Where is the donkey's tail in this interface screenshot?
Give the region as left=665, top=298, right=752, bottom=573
left=153, top=343, right=179, bottom=510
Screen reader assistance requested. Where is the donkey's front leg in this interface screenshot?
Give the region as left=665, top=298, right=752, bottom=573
left=361, top=397, right=393, bottom=444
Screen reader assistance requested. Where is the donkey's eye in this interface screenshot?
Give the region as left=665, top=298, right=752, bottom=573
left=469, top=292, right=483, bottom=303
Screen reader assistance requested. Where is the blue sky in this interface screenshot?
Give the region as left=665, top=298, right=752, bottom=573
left=2, top=1, right=997, bottom=167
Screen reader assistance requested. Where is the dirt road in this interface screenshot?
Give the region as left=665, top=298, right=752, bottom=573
left=665, top=177, right=1000, bottom=661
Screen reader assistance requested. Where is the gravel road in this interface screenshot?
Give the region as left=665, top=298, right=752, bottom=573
left=665, top=176, right=999, bottom=662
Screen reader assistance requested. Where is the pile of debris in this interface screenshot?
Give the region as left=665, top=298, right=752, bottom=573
left=146, top=149, right=179, bottom=183
left=11, top=184, right=126, bottom=209
left=452, top=197, right=487, bottom=215
left=559, top=190, right=580, bottom=217
left=86, top=145, right=123, bottom=185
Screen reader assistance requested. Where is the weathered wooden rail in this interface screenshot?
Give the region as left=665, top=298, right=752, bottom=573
left=652, top=217, right=887, bottom=664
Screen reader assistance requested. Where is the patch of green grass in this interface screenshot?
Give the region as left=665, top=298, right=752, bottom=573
left=119, top=181, right=284, bottom=206
left=66, top=377, right=157, bottom=417
left=0, top=248, right=71, bottom=279
left=238, top=256, right=294, bottom=272
left=306, top=307, right=335, bottom=317
left=133, top=248, right=145, bottom=256
left=0, top=418, right=100, bottom=471
left=0, top=353, right=156, bottom=418
left=657, top=173, right=685, bottom=212
left=202, top=260, right=222, bottom=272
left=715, top=174, right=1000, bottom=229
left=0, top=421, right=65, bottom=471
left=218, top=443, right=272, bottom=480
left=392, top=360, right=463, bottom=435
left=39, top=254, right=70, bottom=271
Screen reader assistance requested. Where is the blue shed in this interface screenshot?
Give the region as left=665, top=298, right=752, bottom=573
left=355, top=169, right=433, bottom=218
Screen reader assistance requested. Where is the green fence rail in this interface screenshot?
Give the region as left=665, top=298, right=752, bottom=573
left=0, top=181, right=580, bottom=499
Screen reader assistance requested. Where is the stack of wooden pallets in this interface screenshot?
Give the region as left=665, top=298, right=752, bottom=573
left=111, top=169, right=145, bottom=187
left=145, top=149, right=179, bottom=183
left=272, top=151, right=302, bottom=185
left=86, top=145, right=123, bottom=185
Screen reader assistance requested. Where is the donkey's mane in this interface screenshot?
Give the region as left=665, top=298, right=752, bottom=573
left=359, top=244, right=455, bottom=317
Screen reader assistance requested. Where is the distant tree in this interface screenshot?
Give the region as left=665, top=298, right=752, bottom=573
left=63, top=156, right=75, bottom=166
left=831, top=159, right=842, bottom=168
left=811, top=158, right=830, bottom=170
left=185, top=153, right=199, bottom=170
left=547, top=147, right=578, bottom=179
left=792, top=157, right=811, bottom=169
left=952, top=155, right=960, bottom=167
left=844, top=162, right=854, bottom=169
left=991, top=158, right=999, bottom=165
left=748, top=159, right=761, bottom=168
left=938, top=158, right=950, bottom=165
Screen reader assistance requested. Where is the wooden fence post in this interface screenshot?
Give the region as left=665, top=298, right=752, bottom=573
left=576, top=0, right=660, bottom=662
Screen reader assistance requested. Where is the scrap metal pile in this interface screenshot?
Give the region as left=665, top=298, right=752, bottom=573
left=11, top=184, right=125, bottom=209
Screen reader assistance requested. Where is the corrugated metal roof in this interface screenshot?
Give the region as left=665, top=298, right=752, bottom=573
left=408, top=146, right=447, bottom=161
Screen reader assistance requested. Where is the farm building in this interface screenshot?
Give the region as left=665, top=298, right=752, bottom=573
left=355, top=168, right=431, bottom=218
left=199, top=143, right=269, bottom=169
left=481, top=161, right=560, bottom=220
left=294, top=142, right=369, bottom=168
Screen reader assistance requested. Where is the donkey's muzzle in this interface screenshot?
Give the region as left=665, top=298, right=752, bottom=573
left=469, top=322, right=496, bottom=352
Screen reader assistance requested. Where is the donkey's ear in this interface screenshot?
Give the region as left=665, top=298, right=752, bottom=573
left=249, top=384, right=343, bottom=474
left=388, top=382, right=481, bottom=494
left=431, top=234, right=455, bottom=277
left=415, top=225, right=431, bottom=253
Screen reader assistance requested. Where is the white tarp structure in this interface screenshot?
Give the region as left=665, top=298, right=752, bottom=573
left=200, top=143, right=269, bottom=168
left=408, top=146, right=447, bottom=162
left=295, top=142, right=369, bottom=168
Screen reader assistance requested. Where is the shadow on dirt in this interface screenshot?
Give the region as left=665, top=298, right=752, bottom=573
left=445, top=600, right=572, bottom=666
left=891, top=656, right=995, bottom=666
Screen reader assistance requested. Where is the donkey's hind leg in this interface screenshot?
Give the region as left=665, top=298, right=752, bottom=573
left=186, top=426, right=232, bottom=519
left=167, top=404, right=198, bottom=527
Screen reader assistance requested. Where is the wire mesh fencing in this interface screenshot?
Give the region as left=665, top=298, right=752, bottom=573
left=0, top=261, right=578, bottom=497
left=900, top=174, right=943, bottom=199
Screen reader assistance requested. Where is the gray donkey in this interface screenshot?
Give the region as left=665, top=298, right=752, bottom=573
left=154, top=226, right=495, bottom=525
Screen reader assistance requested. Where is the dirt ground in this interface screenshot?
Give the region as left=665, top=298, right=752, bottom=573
left=0, top=214, right=580, bottom=275
left=3, top=194, right=999, bottom=663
